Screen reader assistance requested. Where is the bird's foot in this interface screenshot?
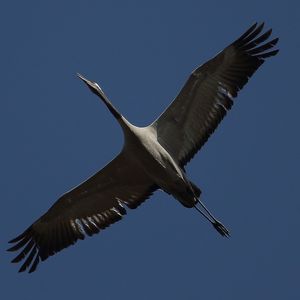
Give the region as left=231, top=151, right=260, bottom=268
left=212, top=220, right=230, bottom=237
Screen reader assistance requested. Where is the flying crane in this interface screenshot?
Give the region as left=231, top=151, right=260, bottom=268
left=8, top=23, right=279, bottom=273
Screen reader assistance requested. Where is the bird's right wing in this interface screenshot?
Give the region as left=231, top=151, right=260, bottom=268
left=8, top=151, right=157, bottom=273
left=151, top=23, right=279, bottom=168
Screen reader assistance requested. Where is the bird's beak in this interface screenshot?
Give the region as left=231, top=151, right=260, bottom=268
left=77, top=73, right=92, bottom=86
left=77, top=73, right=102, bottom=95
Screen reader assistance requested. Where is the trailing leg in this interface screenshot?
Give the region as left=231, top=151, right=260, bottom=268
left=194, top=198, right=230, bottom=237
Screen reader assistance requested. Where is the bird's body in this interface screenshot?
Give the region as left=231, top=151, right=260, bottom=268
left=112, top=116, right=196, bottom=208
left=128, top=125, right=195, bottom=207
left=8, top=23, right=279, bottom=273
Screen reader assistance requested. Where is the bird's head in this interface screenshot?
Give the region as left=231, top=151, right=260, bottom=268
left=77, top=73, right=103, bottom=96
left=77, top=72, right=122, bottom=120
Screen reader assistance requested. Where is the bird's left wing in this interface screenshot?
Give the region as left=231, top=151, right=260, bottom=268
left=151, top=23, right=279, bottom=167
left=8, top=151, right=157, bottom=273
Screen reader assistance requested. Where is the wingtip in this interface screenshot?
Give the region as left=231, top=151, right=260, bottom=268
left=76, top=73, right=91, bottom=85
left=251, top=22, right=258, bottom=29
left=18, top=265, right=27, bottom=273
left=8, top=234, right=24, bottom=244
left=11, top=255, right=23, bottom=263
left=257, top=22, right=265, bottom=31
left=8, top=227, right=31, bottom=243
left=271, top=37, right=279, bottom=46
left=249, top=21, right=266, bottom=33
left=7, top=245, right=16, bottom=252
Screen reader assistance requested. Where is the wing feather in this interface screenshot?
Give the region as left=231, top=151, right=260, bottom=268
left=152, top=23, right=279, bottom=167
left=8, top=151, right=157, bottom=273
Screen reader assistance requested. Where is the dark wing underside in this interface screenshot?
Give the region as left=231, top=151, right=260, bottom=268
left=8, top=151, right=157, bottom=273
left=152, top=23, right=279, bottom=167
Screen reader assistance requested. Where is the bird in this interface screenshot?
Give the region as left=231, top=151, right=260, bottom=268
left=8, top=22, right=279, bottom=273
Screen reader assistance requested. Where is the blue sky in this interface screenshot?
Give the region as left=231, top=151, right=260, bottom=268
left=1, top=1, right=299, bottom=299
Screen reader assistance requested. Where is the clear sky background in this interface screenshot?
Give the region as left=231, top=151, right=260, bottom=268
left=1, top=1, right=299, bottom=299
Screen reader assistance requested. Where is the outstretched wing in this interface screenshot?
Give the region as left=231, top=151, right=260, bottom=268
left=152, top=23, right=279, bottom=167
left=8, top=151, right=157, bottom=273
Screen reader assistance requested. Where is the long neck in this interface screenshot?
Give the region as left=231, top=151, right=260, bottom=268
left=95, top=88, right=132, bottom=131
left=97, top=89, right=121, bottom=120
